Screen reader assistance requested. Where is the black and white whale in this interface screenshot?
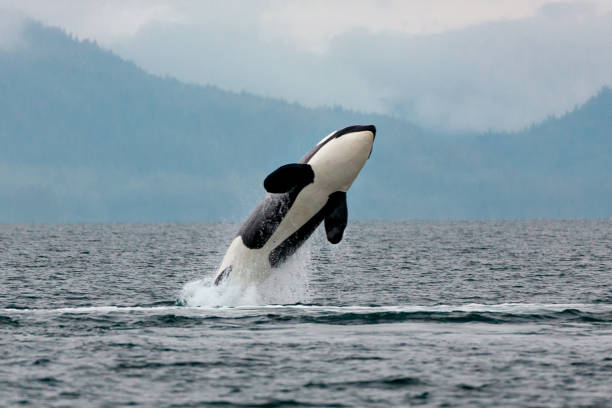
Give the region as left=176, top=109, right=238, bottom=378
left=213, top=124, right=376, bottom=286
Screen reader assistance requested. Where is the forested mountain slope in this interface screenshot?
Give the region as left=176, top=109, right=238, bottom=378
left=1, top=21, right=610, bottom=221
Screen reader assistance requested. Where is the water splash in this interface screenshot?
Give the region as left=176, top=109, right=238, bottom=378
left=178, top=243, right=312, bottom=307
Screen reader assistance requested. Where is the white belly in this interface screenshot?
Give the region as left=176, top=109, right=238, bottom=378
left=216, top=184, right=329, bottom=284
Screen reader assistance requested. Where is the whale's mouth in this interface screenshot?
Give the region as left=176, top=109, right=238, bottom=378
left=300, top=124, right=376, bottom=164
left=334, top=125, right=375, bottom=159
left=335, top=125, right=375, bottom=159
left=334, top=124, right=376, bottom=140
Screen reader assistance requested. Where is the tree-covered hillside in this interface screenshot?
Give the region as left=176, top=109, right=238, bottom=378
left=1, top=21, right=611, bottom=221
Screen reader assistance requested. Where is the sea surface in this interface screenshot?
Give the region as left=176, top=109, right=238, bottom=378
left=1, top=220, right=611, bottom=407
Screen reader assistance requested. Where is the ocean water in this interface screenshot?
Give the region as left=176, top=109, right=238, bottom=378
left=1, top=220, right=611, bottom=407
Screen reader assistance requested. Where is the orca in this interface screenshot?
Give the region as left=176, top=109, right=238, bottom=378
left=213, top=124, right=376, bottom=285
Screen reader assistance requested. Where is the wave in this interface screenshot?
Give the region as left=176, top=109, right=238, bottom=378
left=306, top=376, right=423, bottom=390
left=2, top=302, right=607, bottom=313
left=2, top=303, right=611, bottom=326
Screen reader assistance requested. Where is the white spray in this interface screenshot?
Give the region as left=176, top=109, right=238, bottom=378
left=179, top=241, right=312, bottom=307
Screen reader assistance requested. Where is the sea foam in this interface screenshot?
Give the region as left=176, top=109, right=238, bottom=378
left=178, top=243, right=312, bottom=307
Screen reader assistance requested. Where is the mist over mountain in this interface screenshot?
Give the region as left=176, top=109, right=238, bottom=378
left=1, top=21, right=611, bottom=221
left=109, top=2, right=612, bottom=132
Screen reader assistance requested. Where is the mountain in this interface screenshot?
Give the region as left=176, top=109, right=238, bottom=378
left=1, top=21, right=611, bottom=221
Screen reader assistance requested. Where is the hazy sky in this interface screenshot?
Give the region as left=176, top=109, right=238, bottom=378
left=2, top=0, right=612, bottom=131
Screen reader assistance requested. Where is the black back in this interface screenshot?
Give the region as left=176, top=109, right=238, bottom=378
left=238, top=187, right=304, bottom=250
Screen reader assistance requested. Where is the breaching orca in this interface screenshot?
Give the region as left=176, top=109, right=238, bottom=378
left=213, top=124, right=376, bottom=285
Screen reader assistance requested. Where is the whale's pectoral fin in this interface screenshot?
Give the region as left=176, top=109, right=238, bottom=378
left=324, top=192, right=348, bottom=244
left=263, top=163, right=315, bottom=193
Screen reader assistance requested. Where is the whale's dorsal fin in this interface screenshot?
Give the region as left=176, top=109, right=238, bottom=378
left=324, top=192, right=347, bottom=244
left=264, top=163, right=314, bottom=193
